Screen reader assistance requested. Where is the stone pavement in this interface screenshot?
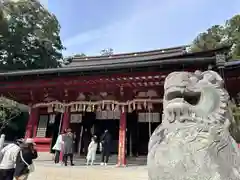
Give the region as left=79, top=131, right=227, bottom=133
left=28, top=163, right=148, bottom=180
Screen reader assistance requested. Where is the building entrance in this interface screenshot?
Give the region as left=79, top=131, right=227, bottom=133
left=134, top=112, right=162, bottom=155
left=94, top=119, right=119, bottom=154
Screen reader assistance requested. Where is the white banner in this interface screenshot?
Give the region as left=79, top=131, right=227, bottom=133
left=96, top=111, right=121, bottom=120
left=138, top=112, right=160, bottom=123
left=70, top=113, right=82, bottom=123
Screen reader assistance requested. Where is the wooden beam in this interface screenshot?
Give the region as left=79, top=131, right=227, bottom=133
left=0, top=71, right=166, bottom=89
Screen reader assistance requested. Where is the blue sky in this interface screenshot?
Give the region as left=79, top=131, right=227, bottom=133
left=40, top=0, right=240, bottom=56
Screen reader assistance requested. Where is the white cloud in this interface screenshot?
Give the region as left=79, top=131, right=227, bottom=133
left=63, top=0, right=204, bottom=55
left=63, top=0, right=240, bottom=56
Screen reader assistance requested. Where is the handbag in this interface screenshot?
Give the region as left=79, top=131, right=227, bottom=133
left=20, top=151, right=35, bottom=173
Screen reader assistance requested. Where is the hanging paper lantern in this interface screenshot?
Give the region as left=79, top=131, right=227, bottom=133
left=59, top=105, right=64, bottom=113
left=47, top=105, right=53, bottom=113
left=121, top=105, right=125, bottom=112
left=137, top=103, right=142, bottom=110
left=61, top=105, right=65, bottom=113
left=148, top=102, right=153, bottom=110
left=70, top=104, right=75, bottom=112
left=133, top=102, right=136, bottom=110
left=106, top=104, right=111, bottom=111
left=86, top=105, right=91, bottom=112
left=128, top=104, right=132, bottom=113
left=92, top=105, right=95, bottom=111
left=96, top=105, right=101, bottom=112
left=144, top=101, right=147, bottom=109
left=54, top=104, right=59, bottom=112
left=114, top=104, right=119, bottom=111
left=77, top=104, right=83, bottom=112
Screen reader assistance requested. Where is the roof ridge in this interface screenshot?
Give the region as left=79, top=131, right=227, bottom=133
left=70, top=45, right=188, bottom=62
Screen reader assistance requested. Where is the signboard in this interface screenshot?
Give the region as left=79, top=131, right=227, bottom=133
left=70, top=113, right=82, bottom=123
left=36, top=115, right=48, bottom=137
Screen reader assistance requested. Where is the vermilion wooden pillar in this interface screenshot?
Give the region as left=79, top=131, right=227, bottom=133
left=32, top=108, right=39, bottom=138
left=25, top=107, right=38, bottom=139
left=60, top=108, right=70, bottom=161
left=117, top=112, right=127, bottom=166
left=61, top=108, right=70, bottom=133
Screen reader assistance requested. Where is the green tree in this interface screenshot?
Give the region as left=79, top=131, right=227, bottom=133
left=225, top=15, right=240, bottom=59
left=191, top=25, right=227, bottom=52
left=63, top=53, right=86, bottom=65
left=191, top=14, right=240, bottom=59
left=0, top=96, right=21, bottom=133
left=74, top=53, right=86, bottom=57
left=100, top=48, right=114, bottom=56
left=0, top=0, right=66, bottom=71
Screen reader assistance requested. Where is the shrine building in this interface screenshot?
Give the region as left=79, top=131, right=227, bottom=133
left=0, top=45, right=239, bottom=166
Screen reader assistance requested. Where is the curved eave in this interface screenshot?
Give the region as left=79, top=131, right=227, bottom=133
left=69, top=45, right=188, bottom=63
left=0, top=45, right=231, bottom=78
left=0, top=56, right=215, bottom=77
left=225, top=60, right=240, bottom=69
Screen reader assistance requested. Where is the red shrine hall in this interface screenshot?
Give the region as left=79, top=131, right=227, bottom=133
left=0, top=45, right=240, bottom=166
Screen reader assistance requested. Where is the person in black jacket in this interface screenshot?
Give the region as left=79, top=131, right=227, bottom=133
left=100, top=130, right=112, bottom=165
left=14, top=138, right=38, bottom=180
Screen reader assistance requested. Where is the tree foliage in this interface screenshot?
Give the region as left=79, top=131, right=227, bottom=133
left=0, top=96, right=21, bottom=133
left=63, top=53, right=86, bottom=65
left=191, top=14, right=240, bottom=59
left=100, top=48, right=114, bottom=56
left=0, top=0, right=66, bottom=71
left=74, top=53, right=86, bottom=57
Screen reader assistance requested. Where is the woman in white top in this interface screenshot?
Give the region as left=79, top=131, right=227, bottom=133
left=52, top=132, right=64, bottom=164
left=86, top=135, right=98, bottom=166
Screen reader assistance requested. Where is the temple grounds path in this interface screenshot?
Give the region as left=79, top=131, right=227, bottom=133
left=28, top=163, right=147, bottom=180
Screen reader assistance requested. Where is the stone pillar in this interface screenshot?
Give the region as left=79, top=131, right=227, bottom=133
left=25, top=107, right=38, bottom=138
left=117, top=112, right=127, bottom=166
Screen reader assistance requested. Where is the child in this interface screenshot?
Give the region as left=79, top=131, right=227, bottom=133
left=86, top=135, right=98, bottom=166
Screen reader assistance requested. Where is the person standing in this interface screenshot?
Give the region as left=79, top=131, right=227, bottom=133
left=86, top=135, right=98, bottom=166
left=52, top=131, right=64, bottom=164
left=62, top=128, right=74, bottom=166
left=83, top=128, right=91, bottom=156
left=100, top=130, right=112, bottom=166
left=0, top=134, right=5, bottom=151
left=0, top=139, right=23, bottom=180
left=14, top=138, right=38, bottom=180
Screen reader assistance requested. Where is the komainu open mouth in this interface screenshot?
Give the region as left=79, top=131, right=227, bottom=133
left=166, top=89, right=201, bottom=106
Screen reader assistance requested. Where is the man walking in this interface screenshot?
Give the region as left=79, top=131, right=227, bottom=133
left=0, top=139, right=23, bottom=180
left=100, top=130, right=112, bottom=166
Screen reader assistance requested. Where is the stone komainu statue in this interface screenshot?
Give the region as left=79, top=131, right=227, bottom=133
left=147, top=70, right=240, bottom=180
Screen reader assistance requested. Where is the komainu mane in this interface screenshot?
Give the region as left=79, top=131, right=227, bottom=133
left=147, top=70, right=240, bottom=180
